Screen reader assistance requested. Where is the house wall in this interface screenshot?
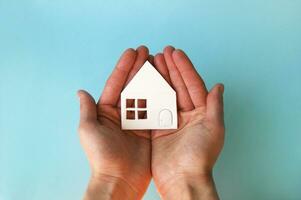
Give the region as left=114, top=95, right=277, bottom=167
left=121, top=91, right=177, bottom=130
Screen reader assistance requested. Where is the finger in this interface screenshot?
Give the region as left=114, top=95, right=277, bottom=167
left=99, top=48, right=137, bottom=106
left=148, top=54, right=154, bottom=66
left=124, top=45, right=149, bottom=86
left=172, top=49, right=208, bottom=108
left=154, top=53, right=171, bottom=85
left=120, top=45, right=149, bottom=109
left=78, top=90, right=97, bottom=123
left=206, top=84, right=224, bottom=126
left=163, top=46, right=194, bottom=111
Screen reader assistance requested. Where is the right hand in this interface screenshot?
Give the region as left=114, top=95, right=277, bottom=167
left=151, top=46, right=225, bottom=199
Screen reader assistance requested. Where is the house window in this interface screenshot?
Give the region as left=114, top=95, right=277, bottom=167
left=126, top=99, right=147, bottom=120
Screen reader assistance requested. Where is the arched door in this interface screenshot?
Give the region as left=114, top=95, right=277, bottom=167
left=159, top=109, right=173, bottom=127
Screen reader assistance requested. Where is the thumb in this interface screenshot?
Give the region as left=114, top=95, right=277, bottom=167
left=206, top=84, right=224, bottom=126
left=77, top=90, right=97, bottom=123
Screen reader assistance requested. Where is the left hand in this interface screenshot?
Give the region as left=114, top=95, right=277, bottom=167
left=78, top=46, right=153, bottom=200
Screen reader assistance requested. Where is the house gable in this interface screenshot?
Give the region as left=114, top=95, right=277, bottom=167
left=121, top=61, right=175, bottom=95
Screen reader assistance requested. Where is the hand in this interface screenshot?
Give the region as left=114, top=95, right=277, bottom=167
left=78, top=46, right=152, bottom=200
left=151, top=46, right=225, bottom=199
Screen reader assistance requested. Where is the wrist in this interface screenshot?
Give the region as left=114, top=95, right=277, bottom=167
left=84, top=174, right=139, bottom=200
left=158, top=173, right=219, bottom=200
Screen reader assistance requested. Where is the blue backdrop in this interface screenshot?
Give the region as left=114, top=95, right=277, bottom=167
left=0, top=0, right=300, bottom=199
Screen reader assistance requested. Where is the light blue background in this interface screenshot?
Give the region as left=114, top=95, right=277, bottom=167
left=1, top=0, right=301, bottom=199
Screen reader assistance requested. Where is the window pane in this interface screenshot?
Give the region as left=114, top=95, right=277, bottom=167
left=138, top=99, right=147, bottom=108
left=126, top=111, right=135, bottom=119
left=138, top=111, right=147, bottom=119
left=126, top=99, right=135, bottom=108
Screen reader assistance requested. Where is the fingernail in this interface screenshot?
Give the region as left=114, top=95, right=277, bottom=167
left=219, top=84, right=224, bottom=94
left=164, top=45, right=175, bottom=51
left=77, top=90, right=82, bottom=100
left=176, top=48, right=184, bottom=53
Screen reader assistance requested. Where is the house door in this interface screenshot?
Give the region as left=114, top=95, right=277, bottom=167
left=159, top=109, right=173, bottom=127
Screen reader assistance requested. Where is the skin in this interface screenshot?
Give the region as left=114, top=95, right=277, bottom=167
left=151, top=46, right=224, bottom=199
left=78, top=45, right=225, bottom=200
left=78, top=46, right=152, bottom=200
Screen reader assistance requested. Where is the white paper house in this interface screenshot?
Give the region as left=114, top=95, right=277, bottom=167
left=121, top=61, right=177, bottom=130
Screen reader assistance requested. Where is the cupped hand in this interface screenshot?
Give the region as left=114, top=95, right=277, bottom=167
left=78, top=46, right=152, bottom=199
left=151, top=46, right=225, bottom=199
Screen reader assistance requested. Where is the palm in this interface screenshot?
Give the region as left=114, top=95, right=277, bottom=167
left=80, top=104, right=150, bottom=192
left=152, top=108, right=223, bottom=190
left=151, top=46, right=224, bottom=194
